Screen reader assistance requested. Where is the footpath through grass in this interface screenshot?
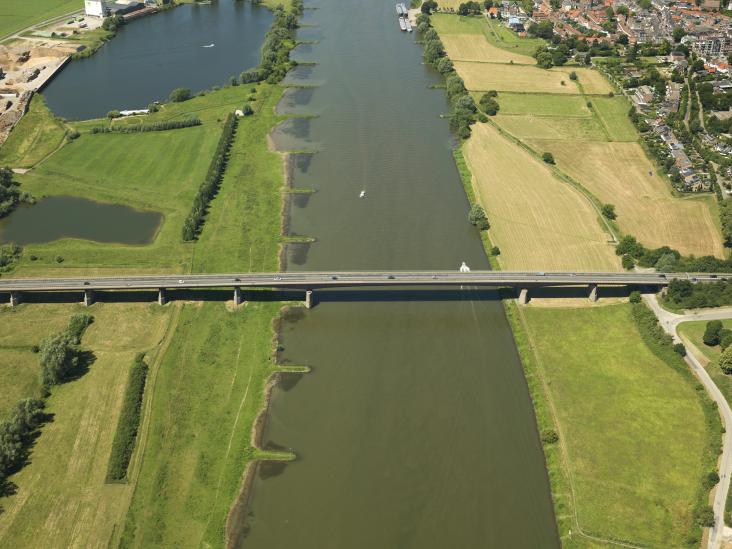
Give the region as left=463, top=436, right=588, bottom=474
left=519, top=304, right=717, bottom=548
left=0, top=95, right=67, bottom=168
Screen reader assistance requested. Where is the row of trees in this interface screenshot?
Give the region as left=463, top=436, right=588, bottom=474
left=617, top=235, right=732, bottom=273
left=91, top=117, right=201, bottom=134
left=182, top=113, right=238, bottom=241
left=0, top=313, right=94, bottom=496
left=239, top=2, right=301, bottom=86
left=418, top=14, right=480, bottom=139
left=106, top=353, right=148, bottom=482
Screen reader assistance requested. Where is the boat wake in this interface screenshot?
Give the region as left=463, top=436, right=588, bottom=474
left=202, top=43, right=215, bottom=48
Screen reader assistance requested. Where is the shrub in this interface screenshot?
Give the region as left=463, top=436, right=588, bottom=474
left=106, top=354, right=148, bottom=482
left=721, top=332, right=732, bottom=351
left=468, top=204, right=489, bottom=230
left=601, top=203, right=616, bottom=220
left=106, top=110, right=121, bottom=119
left=569, top=71, right=578, bottom=80
left=169, top=87, right=192, bottom=103
left=67, top=313, right=94, bottom=342
left=720, top=346, right=732, bottom=374
left=673, top=343, right=687, bottom=357
left=243, top=104, right=254, bottom=116
left=695, top=505, right=715, bottom=527
left=55, top=255, right=64, bottom=263
left=66, top=129, right=80, bottom=140
left=703, top=320, right=723, bottom=346
left=629, top=290, right=641, bottom=303
left=490, top=246, right=501, bottom=256
left=541, top=429, right=559, bottom=444
left=542, top=152, right=555, bottom=164
left=90, top=118, right=201, bottom=135
left=704, top=471, right=720, bottom=489
left=621, top=254, right=635, bottom=270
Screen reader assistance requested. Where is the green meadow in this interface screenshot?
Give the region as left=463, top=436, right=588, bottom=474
left=0, top=0, right=79, bottom=39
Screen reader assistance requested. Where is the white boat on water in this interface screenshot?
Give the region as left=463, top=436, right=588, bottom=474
left=396, top=4, right=403, bottom=15
left=202, top=43, right=215, bottom=48
left=405, top=19, right=412, bottom=32
left=398, top=17, right=407, bottom=31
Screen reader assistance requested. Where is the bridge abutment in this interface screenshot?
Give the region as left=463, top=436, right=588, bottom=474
left=83, top=289, right=95, bottom=307
left=158, top=288, right=167, bottom=306
left=588, top=284, right=598, bottom=302
left=9, top=291, right=20, bottom=307
left=305, top=289, right=314, bottom=309
left=234, top=286, right=245, bottom=306
left=518, top=288, right=529, bottom=305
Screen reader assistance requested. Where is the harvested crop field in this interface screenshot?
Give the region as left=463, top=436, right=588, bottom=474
left=441, top=34, right=535, bottom=64
left=534, top=140, right=724, bottom=257
left=463, top=123, right=619, bottom=271
left=495, top=92, right=592, bottom=117
left=495, top=113, right=606, bottom=141
left=456, top=61, right=582, bottom=94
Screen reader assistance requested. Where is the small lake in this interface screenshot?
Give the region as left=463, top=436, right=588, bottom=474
left=42, top=2, right=273, bottom=120
left=0, top=196, right=162, bottom=245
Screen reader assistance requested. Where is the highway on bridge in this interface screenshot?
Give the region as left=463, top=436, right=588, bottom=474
left=0, top=270, right=722, bottom=292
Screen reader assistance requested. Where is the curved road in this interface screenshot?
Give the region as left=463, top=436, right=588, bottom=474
left=644, top=295, right=732, bottom=549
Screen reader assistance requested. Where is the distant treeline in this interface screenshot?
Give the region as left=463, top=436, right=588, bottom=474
left=182, top=113, right=238, bottom=241
left=106, top=353, right=148, bottom=482
left=90, top=118, right=202, bottom=134
left=665, top=279, right=732, bottom=309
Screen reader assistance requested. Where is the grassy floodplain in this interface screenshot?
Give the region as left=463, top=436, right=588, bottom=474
left=434, top=14, right=723, bottom=258
left=0, top=0, right=79, bottom=39
left=518, top=304, right=717, bottom=548
left=0, top=73, right=292, bottom=547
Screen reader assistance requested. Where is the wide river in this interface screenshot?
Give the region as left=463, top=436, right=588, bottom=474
left=235, top=0, right=560, bottom=547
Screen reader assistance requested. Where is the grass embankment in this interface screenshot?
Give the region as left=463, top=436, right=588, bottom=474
left=432, top=14, right=543, bottom=57
left=434, top=13, right=723, bottom=259
left=0, top=79, right=290, bottom=548
left=0, top=95, right=67, bottom=168
left=517, top=304, right=718, bottom=548
left=0, top=0, right=79, bottom=39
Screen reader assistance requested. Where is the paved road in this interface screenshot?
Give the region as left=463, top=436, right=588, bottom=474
left=644, top=295, right=732, bottom=549
left=0, top=270, right=724, bottom=293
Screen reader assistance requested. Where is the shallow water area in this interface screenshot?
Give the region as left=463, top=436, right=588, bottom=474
left=0, top=196, right=161, bottom=245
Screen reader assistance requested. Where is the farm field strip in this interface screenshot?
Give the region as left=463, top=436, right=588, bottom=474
left=463, top=123, right=619, bottom=272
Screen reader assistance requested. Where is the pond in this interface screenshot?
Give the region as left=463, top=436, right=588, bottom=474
left=0, top=196, right=162, bottom=245
left=42, top=1, right=272, bottom=120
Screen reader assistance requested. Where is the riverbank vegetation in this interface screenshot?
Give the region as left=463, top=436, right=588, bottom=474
left=519, top=303, right=719, bottom=547
left=90, top=117, right=202, bottom=134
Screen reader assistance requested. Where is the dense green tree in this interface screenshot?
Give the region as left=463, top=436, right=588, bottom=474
left=704, top=320, right=723, bottom=346
left=673, top=343, right=687, bottom=357
left=601, top=203, right=616, bottom=220
left=169, top=88, right=192, bottom=102
left=421, top=0, right=438, bottom=14
left=468, top=204, right=489, bottom=230
left=38, top=332, right=79, bottom=387
left=672, top=27, right=686, bottom=43
left=542, top=152, right=555, bottom=164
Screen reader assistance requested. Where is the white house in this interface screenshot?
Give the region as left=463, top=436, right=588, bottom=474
left=84, top=0, right=107, bottom=17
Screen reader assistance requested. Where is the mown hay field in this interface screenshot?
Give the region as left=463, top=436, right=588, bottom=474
left=431, top=14, right=545, bottom=57
left=441, top=34, right=535, bottom=64
left=521, top=304, right=711, bottom=548
left=495, top=113, right=606, bottom=141
left=463, top=123, right=619, bottom=271
left=0, top=303, right=172, bottom=549
left=494, top=92, right=592, bottom=117
left=534, top=140, right=724, bottom=257
left=456, top=62, right=604, bottom=95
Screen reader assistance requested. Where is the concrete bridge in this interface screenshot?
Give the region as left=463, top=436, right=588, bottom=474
left=0, top=270, right=720, bottom=308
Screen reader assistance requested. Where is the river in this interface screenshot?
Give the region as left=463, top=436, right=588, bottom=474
left=234, top=0, right=560, bottom=547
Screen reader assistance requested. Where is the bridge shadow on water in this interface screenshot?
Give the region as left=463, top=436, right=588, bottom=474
left=0, top=284, right=648, bottom=306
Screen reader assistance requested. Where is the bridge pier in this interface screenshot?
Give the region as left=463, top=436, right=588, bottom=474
left=518, top=288, right=529, bottom=305
left=233, top=286, right=245, bottom=306
left=9, top=291, right=20, bottom=307
left=158, top=288, right=167, bottom=306
left=83, top=289, right=95, bottom=307
left=588, top=284, right=598, bottom=302
left=304, top=289, right=314, bottom=309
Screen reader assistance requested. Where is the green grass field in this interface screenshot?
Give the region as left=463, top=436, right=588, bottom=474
left=431, top=14, right=544, bottom=57
left=0, top=80, right=290, bottom=548
left=520, top=304, right=713, bottom=548
left=493, top=92, right=593, bottom=117
left=0, top=303, right=173, bottom=549
left=0, top=95, right=67, bottom=168
left=0, top=0, right=80, bottom=39
left=7, top=84, right=284, bottom=276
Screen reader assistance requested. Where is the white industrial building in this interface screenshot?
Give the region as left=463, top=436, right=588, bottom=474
left=84, top=0, right=108, bottom=17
